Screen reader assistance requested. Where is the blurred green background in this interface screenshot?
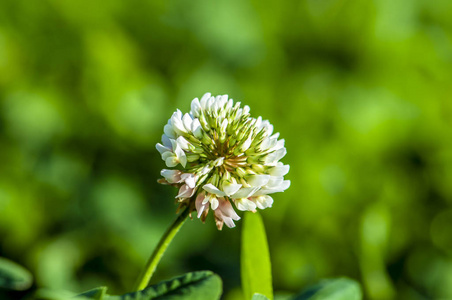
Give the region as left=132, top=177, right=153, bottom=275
left=1, top=0, right=452, bottom=299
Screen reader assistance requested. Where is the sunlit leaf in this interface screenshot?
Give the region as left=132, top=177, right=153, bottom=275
left=294, top=278, right=362, bottom=300
left=241, top=211, right=273, bottom=300
left=0, top=257, right=33, bottom=291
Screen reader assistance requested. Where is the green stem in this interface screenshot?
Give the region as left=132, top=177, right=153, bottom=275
left=133, top=206, right=191, bottom=291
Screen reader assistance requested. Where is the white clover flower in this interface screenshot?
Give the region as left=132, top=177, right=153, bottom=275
left=156, top=93, right=290, bottom=230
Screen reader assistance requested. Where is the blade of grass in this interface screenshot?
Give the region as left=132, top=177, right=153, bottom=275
left=241, top=211, right=273, bottom=300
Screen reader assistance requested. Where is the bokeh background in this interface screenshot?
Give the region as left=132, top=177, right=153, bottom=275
left=1, top=0, right=452, bottom=299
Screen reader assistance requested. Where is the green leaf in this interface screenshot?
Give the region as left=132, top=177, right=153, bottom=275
left=76, top=286, right=108, bottom=300
left=294, top=278, right=362, bottom=300
left=241, top=211, right=273, bottom=300
left=110, top=271, right=222, bottom=300
left=49, top=271, right=222, bottom=300
left=74, top=271, right=222, bottom=300
left=0, top=257, right=33, bottom=291
left=252, top=293, right=271, bottom=300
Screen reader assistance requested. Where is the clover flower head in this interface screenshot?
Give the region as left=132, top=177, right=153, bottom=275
left=156, top=93, right=290, bottom=230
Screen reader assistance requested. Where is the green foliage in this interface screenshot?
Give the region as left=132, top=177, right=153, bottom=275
left=241, top=212, right=273, bottom=300
left=294, top=278, right=362, bottom=300
left=0, top=257, right=33, bottom=291
left=75, top=271, right=222, bottom=300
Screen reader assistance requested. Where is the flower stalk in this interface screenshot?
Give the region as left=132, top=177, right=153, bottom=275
left=133, top=206, right=191, bottom=291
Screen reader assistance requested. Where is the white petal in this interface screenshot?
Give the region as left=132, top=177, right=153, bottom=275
left=162, top=134, right=172, bottom=148
left=262, top=121, right=273, bottom=136
left=259, top=137, right=271, bottom=150
left=265, top=147, right=287, bottom=164
left=174, top=144, right=187, bottom=167
left=235, top=198, right=256, bottom=211
left=191, top=119, right=203, bottom=139
left=191, top=98, right=202, bottom=117
left=181, top=173, right=196, bottom=188
left=180, top=155, right=187, bottom=168
left=213, top=157, right=224, bottom=167
left=156, top=143, right=171, bottom=155
left=266, top=176, right=284, bottom=188
left=213, top=208, right=235, bottom=228
left=220, top=119, right=228, bottom=132
left=164, top=124, right=176, bottom=139
left=162, top=151, right=174, bottom=160
left=170, top=139, right=178, bottom=150
left=241, top=136, right=252, bottom=152
left=273, top=139, right=285, bottom=151
left=213, top=97, right=221, bottom=112
left=280, top=180, right=291, bottom=191
left=230, top=187, right=259, bottom=199
left=161, top=169, right=182, bottom=183
left=222, top=182, right=242, bottom=196
left=182, top=113, right=193, bottom=131
left=269, top=164, right=290, bottom=176
left=200, top=93, right=211, bottom=109
left=186, top=178, right=196, bottom=188
left=236, top=200, right=246, bottom=211
left=207, top=97, right=215, bottom=112
left=176, top=184, right=194, bottom=198
left=202, top=184, right=226, bottom=197
left=176, top=136, right=190, bottom=151
left=165, top=156, right=178, bottom=167
left=219, top=94, right=228, bottom=105
left=223, top=216, right=235, bottom=228
left=210, top=197, right=219, bottom=210
left=202, top=195, right=210, bottom=205
left=195, top=193, right=207, bottom=218
left=226, top=99, right=233, bottom=111
left=218, top=198, right=240, bottom=220
left=254, top=195, right=274, bottom=209
left=275, top=147, right=287, bottom=160
left=254, top=180, right=291, bottom=195
left=171, top=110, right=187, bottom=135
left=196, top=205, right=207, bottom=218
left=255, top=116, right=262, bottom=128
left=266, top=137, right=278, bottom=150
left=262, top=195, right=274, bottom=208
left=200, top=164, right=213, bottom=175
left=234, top=107, right=243, bottom=122
left=247, top=175, right=271, bottom=187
